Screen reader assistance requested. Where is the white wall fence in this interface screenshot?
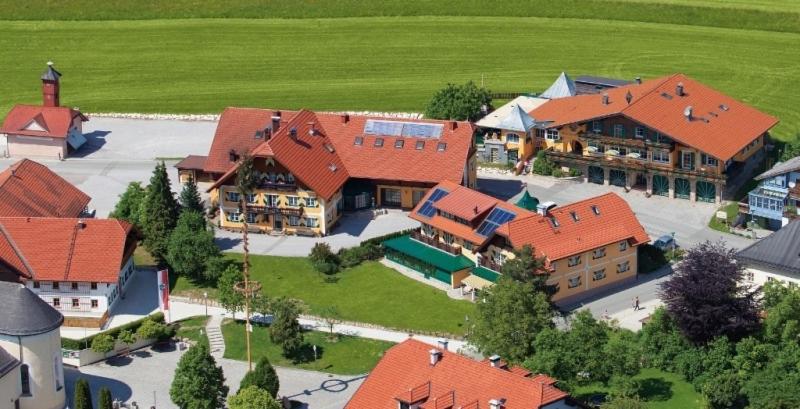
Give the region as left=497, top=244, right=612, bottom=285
left=63, top=337, right=157, bottom=367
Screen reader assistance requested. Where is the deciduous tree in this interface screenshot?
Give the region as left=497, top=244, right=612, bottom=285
left=136, top=317, right=169, bottom=340
left=218, top=265, right=245, bottom=316
left=425, top=81, right=491, bottom=122
left=500, top=245, right=549, bottom=292
left=227, top=386, right=281, bottom=409
left=239, top=356, right=280, bottom=398
left=469, top=278, right=553, bottom=362
left=90, top=334, right=115, bottom=354
left=269, top=297, right=304, bottom=357
left=110, top=181, right=146, bottom=227
left=140, top=161, right=180, bottom=264
left=170, top=343, right=228, bottom=409
left=659, top=241, right=760, bottom=345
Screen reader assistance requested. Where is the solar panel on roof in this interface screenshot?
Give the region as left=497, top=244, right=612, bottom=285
left=476, top=208, right=517, bottom=237
left=364, top=120, right=444, bottom=139
left=417, top=188, right=449, bottom=218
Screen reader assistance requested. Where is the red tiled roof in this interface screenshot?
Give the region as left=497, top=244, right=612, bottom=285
left=497, top=192, right=649, bottom=262
left=433, top=185, right=499, bottom=221
left=0, top=225, right=33, bottom=280
left=203, top=108, right=299, bottom=174
left=0, top=218, right=134, bottom=283
left=209, top=110, right=351, bottom=200
left=175, top=155, right=208, bottom=171
left=1, top=105, right=86, bottom=139
left=204, top=108, right=474, bottom=187
left=345, top=339, right=568, bottom=409
left=0, top=159, right=91, bottom=218
left=530, top=74, right=779, bottom=161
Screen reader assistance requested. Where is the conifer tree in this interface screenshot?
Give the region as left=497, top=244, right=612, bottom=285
left=240, top=356, right=280, bottom=398
left=179, top=175, right=204, bottom=214
left=140, top=161, right=179, bottom=264
left=73, top=378, right=94, bottom=409
left=97, top=387, right=113, bottom=409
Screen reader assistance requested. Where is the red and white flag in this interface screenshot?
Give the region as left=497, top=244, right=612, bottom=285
left=157, top=269, right=171, bottom=323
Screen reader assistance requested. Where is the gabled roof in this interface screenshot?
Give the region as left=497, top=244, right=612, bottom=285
left=0, top=281, right=63, bottom=336
left=540, top=72, right=577, bottom=99
left=530, top=74, right=779, bottom=161
left=475, top=95, right=548, bottom=130
left=496, top=192, right=649, bottom=262
left=175, top=155, right=208, bottom=171
left=737, top=220, right=800, bottom=275
left=0, top=218, right=135, bottom=283
left=1, top=105, right=86, bottom=139
left=755, top=156, right=800, bottom=181
left=0, top=159, right=91, bottom=218
left=345, top=339, right=569, bottom=409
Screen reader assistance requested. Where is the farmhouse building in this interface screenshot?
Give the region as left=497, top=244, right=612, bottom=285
left=1, top=63, right=88, bottom=159
left=0, top=218, right=137, bottom=328
left=188, top=108, right=476, bottom=236
left=0, top=159, right=91, bottom=218
left=528, top=73, right=778, bottom=203
left=345, top=338, right=574, bottom=409
left=384, top=181, right=649, bottom=304
left=743, top=155, right=800, bottom=230
left=737, top=220, right=800, bottom=287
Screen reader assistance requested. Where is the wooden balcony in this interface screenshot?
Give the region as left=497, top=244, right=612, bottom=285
left=257, top=181, right=297, bottom=191
left=546, top=150, right=724, bottom=181
left=410, top=230, right=462, bottom=256
left=246, top=204, right=303, bottom=216
left=479, top=258, right=503, bottom=272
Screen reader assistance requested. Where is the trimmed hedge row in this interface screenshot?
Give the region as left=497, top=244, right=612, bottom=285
left=61, top=312, right=165, bottom=350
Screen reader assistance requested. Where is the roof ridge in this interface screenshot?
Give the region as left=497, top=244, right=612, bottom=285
left=0, top=220, right=36, bottom=279
left=62, top=221, right=82, bottom=280
left=620, top=74, right=679, bottom=113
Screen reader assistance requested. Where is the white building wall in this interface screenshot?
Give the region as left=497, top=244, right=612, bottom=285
left=6, top=134, right=66, bottom=160
left=0, top=329, right=66, bottom=409
left=744, top=266, right=800, bottom=287
left=0, top=365, right=22, bottom=409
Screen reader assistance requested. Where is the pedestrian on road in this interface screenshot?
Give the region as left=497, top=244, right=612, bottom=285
left=634, top=296, right=640, bottom=311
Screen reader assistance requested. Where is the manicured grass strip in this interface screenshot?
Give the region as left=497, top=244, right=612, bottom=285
left=1, top=0, right=798, bottom=33
left=0, top=17, right=797, bottom=142
left=708, top=202, right=739, bottom=233
left=222, top=320, right=393, bottom=375
left=133, top=246, right=157, bottom=269
left=574, top=367, right=703, bottom=409
left=175, top=315, right=209, bottom=345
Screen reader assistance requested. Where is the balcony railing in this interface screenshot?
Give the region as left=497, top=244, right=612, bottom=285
left=410, top=230, right=462, bottom=256
left=479, top=258, right=503, bottom=272
left=546, top=150, right=723, bottom=180
left=257, top=181, right=297, bottom=191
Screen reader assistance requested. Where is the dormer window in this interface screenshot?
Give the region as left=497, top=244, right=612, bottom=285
left=570, top=211, right=579, bottom=222
left=228, top=149, right=238, bottom=162
left=591, top=205, right=600, bottom=215
left=549, top=216, right=559, bottom=228
left=395, top=139, right=404, bottom=148
left=375, top=138, right=384, bottom=147
left=437, top=142, right=447, bottom=152
left=416, top=140, right=425, bottom=150
left=354, top=136, right=364, bottom=146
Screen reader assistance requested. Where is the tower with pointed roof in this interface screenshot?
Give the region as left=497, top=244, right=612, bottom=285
left=41, top=62, right=61, bottom=107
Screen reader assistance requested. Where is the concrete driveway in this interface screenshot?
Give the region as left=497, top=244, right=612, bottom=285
left=478, top=171, right=754, bottom=250
left=65, top=344, right=364, bottom=409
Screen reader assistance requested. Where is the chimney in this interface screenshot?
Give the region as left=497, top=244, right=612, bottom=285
left=271, top=110, right=282, bottom=133
left=308, top=122, right=316, bottom=136
left=683, top=106, right=693, bottom=121
left=676, top=82, right=685, bottom=96
left=635, top=76, right=642, bottom=84
left=437, top=340, right=449, bottom=351
left=449, top=121, right=458, bottom=131
left=601, top=93, right=609, bottom=105
left=229, top=149, right=238, bottom=162
left=473, top=206, right=479, bottom=215
left=625, top=91, right=633, bottom=104
left=489, top=398, right=505, bottom=409
left=41, top=61, right=61, bottom=107
left=289, top=127, right=298, bottom=140
left=488, top=354, right=501, bottom=368
left=429, top=349, right=442, bottom=366
left=536, top=201, right=556, bottom=216
left=77, top=219, right=86, bottom=229
left=264, top=127, right=272, bottom=140
left=340, top=113, right=350, bottom=124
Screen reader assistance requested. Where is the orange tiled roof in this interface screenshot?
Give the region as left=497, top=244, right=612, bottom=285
left=175, top=155, right=208, bottom=171
left=1, top=105, right=86, bottom=139
left=204, top=108, right=474, bottom=188
left=497, top=192, right=649, bottom=262
left=530, top=74, right=778, bottom=161
left=345, top=339, right=569, bottom=409
left=0, top=159, right=91, bottom=218
left=0, top=218, right=135, bottom=283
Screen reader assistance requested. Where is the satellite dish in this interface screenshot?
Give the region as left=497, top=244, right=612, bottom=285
left=790, top=181, right=796, bottom=188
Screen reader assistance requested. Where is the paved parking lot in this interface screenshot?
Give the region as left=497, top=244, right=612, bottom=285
left=478, top=171, right=754, bottom=250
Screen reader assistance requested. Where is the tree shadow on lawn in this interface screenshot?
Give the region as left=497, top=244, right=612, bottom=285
left=289, top=342, right=326, bottom=366
left=638, top=377, right=673, bottom=402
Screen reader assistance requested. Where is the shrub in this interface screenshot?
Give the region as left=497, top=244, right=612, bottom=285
left=568, top=167, right=582, bottom=177
left=73, top=378, right=93, bottom=409
left=531, top=150, right=554, bottom=176
left=98, top=387, right=113, bottom=409
left=136, top=318, right=171, bottom=340
left=551, top=168, right=564, bottom=177
left=637, top=244, right=668, bottom=274
left=240, top=356, right=280, bottom=398
left=309, top=242, right=340, bottom=274
left=339, top=246, right=368, bottom=268
left=91, top=334, right=115, bottom=354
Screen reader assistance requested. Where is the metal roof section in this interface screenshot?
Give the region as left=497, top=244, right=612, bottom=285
left=540, top=72, right=577, bottom=99
left=0, top=281, right=63, bottom=337
left=475, top=96, right=548, bottom=129
left=40, top=61, right=61, bottom=82
left=737, top=220, right=800, bottom=275
left=496, top=104, right=538, bottom=132
left=755, top=155, right=800, bottom=181
left=574, top=75, right=633, bottom=88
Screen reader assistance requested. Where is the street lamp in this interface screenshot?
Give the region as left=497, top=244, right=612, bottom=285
left=203, top=291, right=208, bottom=317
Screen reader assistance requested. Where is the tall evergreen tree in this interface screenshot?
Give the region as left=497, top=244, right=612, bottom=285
left=110, top=181, right=146, bottom=227
left=170, top=343, right=228, bottom=409
left=240, top=356, right=280, bottom=398
left=180, top=176, right=204, bottom=214
left=660, top=241, right=760, bottom=345
left=166, top=211, right=220, bottom=280
left=140, top=161, right=179, bottom=264
left=73, top=378, right=94, bottom=409
left=97, top=387, right=113, bottom=409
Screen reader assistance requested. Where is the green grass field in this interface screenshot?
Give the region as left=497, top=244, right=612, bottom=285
left=574, top=367, right=703, bottom=409
left=174, top=255, right=475, bottom=335
left=222, top=320, right=394, bottom=374
left=174, top=315, right=210, bottom=345
left=1, top=17, right=797, bottom=141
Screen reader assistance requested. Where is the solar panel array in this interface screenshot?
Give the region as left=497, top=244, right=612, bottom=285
left=476, top=208, right=516, bottom=236
left=416, top=188, right=449, bottom=218
left=364, top=120, right=444, bottom=139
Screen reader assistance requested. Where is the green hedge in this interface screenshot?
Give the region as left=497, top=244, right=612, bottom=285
left=360, top=229, right=416, bottom=248
left=61, top=312, right=165, bottom=350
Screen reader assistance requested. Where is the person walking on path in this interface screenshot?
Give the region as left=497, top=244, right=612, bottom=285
left=634, top=296, right=641, bottom=311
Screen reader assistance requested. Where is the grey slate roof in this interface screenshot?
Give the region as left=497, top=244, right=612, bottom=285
left=737, top=220, right=800, bottom=275
left=497, top=104, right=538, bottom=132
left=0, top=281, right=63, bottom=336
left=40, top=62, right=61, bottom=82
left=0, top=345, right=20, bottom=379
left=540, top=72, right=577, bottom=99
left=755, top=155, right=800, bottom=181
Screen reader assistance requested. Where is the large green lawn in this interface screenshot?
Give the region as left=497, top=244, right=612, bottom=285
left=574, top=367, right=703, bottom=409
left=222, top=320, right=394, bottom=375
left=0, top=17, right=798, bottom=141
left=175, top=255, right=475, bottom=335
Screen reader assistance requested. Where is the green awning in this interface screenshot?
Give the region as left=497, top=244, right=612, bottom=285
left=472, top=266, right=501, bottom=283
left=383, top=235, right=474, bottom=272
left=515, top=190, right=539, bottom=211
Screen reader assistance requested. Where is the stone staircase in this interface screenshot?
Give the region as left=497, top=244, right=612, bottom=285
left=205, top=314, right=226, bottom=360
